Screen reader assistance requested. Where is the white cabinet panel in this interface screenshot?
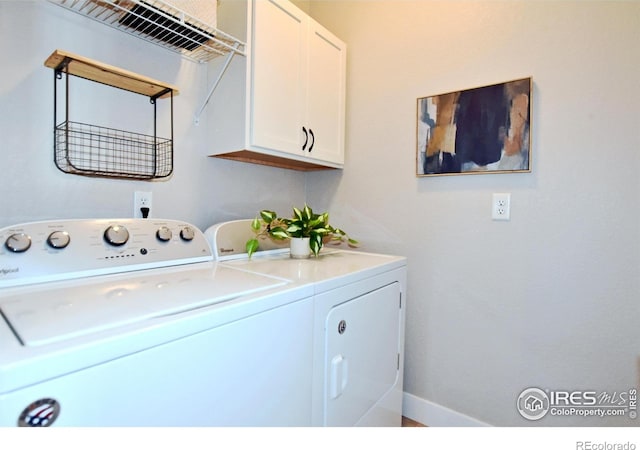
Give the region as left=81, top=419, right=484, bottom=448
left=251, top=0, right=305, bottom=155
left=305, top=21, right=346, bottom=164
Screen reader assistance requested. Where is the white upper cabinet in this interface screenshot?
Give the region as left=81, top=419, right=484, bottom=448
left=208, top=0, right=346, bottom=171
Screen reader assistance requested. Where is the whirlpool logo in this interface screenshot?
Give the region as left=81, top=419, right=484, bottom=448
left=0, top=267, right=19, bottom=276
left=18, top=398, right=61, bottom=427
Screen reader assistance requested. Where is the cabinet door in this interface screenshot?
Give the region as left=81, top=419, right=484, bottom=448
left=305, top=21, right=346, bottom=165
left=250, top=0, right=306, bottom=155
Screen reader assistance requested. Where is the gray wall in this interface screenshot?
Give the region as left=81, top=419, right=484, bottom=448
left=307, top=1, right=640, bottom=426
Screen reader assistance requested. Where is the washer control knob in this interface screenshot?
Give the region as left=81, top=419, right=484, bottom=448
left=180, top=226, right=195, bottom=242
left=5, top=233, right=31, bottom=253
left=156, top=226, right=172, bottom=242
left=47, top=231, right=71, bottom=249
left=104, top=225, right=129, bottom=247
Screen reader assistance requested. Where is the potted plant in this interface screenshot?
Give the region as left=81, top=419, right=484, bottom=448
left=246, top=205, right=357, bottom=259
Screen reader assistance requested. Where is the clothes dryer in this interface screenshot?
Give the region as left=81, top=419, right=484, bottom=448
left=206, top=219, right=407, bottom=426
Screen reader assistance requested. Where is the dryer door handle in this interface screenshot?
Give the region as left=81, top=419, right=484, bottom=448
left=329, top=354, right=348, bottom=400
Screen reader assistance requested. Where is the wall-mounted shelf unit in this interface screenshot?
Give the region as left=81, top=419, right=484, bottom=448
left=49, top=0, right=246, bottom=63
left=45, top=49, right=179, bottom=180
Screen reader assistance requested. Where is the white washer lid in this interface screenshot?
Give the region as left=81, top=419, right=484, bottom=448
left=0, top=263, right=286, bottom=347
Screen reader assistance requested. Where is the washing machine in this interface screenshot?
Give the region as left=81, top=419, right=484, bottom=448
left=205, top=220, right=407, bottom=426
left=0, top=218, right=315, bottom=426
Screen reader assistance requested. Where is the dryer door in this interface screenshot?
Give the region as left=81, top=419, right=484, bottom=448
left=323, top=282, right=401, bottom=426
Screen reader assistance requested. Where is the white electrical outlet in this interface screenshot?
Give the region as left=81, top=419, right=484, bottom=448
left=492, top=193, right=511, bottom=221
left=134, top=191, right=152, bottom=218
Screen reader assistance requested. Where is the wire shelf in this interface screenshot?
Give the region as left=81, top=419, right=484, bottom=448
left=49, top=0, right=246, bottom=63
left=55, top=121, right=173, bottom=180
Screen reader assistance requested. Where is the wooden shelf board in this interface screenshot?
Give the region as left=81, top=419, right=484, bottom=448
left=211, top=150, right=340, bottom=172
left=44, top=49, right=179, bottom=99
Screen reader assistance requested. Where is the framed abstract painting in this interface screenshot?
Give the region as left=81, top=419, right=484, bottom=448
left=416, top=77, right=532, bottom=176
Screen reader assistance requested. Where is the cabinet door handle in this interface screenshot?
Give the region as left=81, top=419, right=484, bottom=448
left=302, top=127, right=309, bottom=151
left=308, top=128, right=315, bottom=152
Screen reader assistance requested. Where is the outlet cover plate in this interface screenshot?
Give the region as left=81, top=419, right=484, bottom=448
left=492, top=193, right=511, bottom=221
left=134, top=191, right=152, bottom=218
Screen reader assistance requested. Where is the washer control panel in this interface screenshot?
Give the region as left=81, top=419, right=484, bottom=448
left=0, top=219, right=212, bottom=287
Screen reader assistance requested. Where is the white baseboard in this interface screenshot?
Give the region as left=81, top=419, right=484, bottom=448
left=402, top=392, right=491, bottom=427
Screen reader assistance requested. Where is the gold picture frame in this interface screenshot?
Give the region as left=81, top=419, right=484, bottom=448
left=417, top=77, right=532, bottom=176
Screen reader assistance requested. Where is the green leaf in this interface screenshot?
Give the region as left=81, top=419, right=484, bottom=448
left=308, top=217, right=324, bottom=229
left=260, top=210, right=277, bottom=223
left=286, top=223, right=303, bottom=236
left=250, top=217, right=261, bottom=232
left=269, top=227, right=290, bottom=240
left=292, top=207, right=303, bottom=221
left=302, top=205, right=313, bottom=221
left=246, top=238, right=259, bottom=258
left=309, top=233, right=323, bottom=256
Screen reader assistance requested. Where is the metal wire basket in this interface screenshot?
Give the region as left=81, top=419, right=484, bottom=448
left=54, top=121, right=173, bottom=180
left=47, top=50, right=177, bottom=181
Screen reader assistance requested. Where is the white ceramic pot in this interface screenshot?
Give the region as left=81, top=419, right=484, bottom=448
left=289, top=237, right=311, bottom=259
